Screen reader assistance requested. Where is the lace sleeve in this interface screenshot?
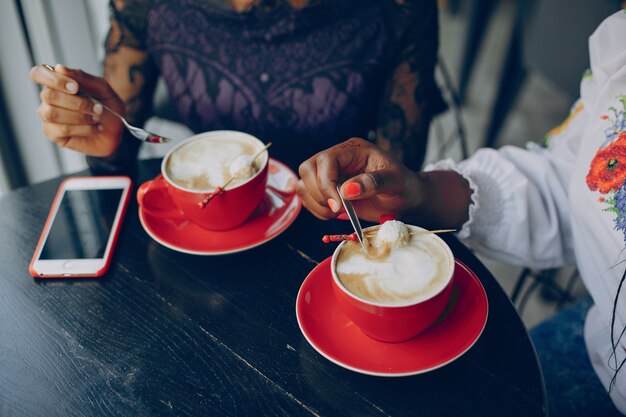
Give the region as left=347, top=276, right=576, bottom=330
left=87, top=0, right=157, bottom=175
left=375, top=0, right=446, bottom=171
left=106, top=0, right=151, bottom=51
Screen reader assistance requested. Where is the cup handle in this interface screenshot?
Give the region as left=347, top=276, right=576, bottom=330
left=137, top=175, right=186, bottom=220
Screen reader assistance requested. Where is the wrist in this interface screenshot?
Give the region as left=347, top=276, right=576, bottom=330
left=402, top=170, right=472, bottom=229
left=86, top=131, right=139, bottom=175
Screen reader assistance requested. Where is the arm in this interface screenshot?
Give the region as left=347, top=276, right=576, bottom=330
left=427, top=140, right=581, bottom=269
left=297, top=137, right=473, bottom=228
left=298, top=97, right=586, bottom=268
left=375, top=0, right=446, bottom=171
left=86, top=0, right=158, bottom=174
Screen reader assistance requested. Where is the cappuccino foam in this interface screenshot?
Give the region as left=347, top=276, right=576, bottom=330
left=336, top=224, right=452, bottom=305
left=166, top=135, right=262, bottom=191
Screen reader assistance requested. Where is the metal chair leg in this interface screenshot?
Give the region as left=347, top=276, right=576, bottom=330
left=511, top=267, right=532, bottom=304
left=437, top=59, right=470, bottom=160
left=458, top=0, right=498, bottom=103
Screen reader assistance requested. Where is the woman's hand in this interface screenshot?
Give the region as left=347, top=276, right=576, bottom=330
left=297, top=138, right=423, bottom=222
left=296, top=138, right=473, bottom=229
left=29, top=64, right=125, bottom=157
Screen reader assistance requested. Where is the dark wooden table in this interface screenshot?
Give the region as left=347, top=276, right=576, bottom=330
left=0, top=159, right=547, bottom=417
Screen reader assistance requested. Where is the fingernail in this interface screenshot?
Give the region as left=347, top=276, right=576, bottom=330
left=93, top=103, right=103, bottom=115
left=337, top=213, right=349, bottom=220
left=97, top=124, right=104, bottom=132
left=343, top=182, right=361, bottom=199
left=327, top=198, right=340, bottom=213
left=91, top=114, right=101, bottom=123
left=66, top=82, right=78, bottom=93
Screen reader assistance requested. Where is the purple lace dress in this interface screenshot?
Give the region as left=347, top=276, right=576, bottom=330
left=90, top=0, right=445, bottom=172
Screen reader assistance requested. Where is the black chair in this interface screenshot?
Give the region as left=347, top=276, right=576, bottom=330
left=429, top=58, right=470, bottom=162
left=456, top=0, right=499, bottom=104
left=456, top=0, right=620, bottom=148
left=511, top=267, right=583, bottom=318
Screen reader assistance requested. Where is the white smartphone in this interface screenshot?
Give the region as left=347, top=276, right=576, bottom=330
left=29, top=176, right=132, bottom=278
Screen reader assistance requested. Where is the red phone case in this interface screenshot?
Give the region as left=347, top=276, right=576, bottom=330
left=28, top=176, right=132, bottom=278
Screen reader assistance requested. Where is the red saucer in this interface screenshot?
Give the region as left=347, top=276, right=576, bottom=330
left=296, top=258, right=489, bottom=376
left=139, top=158, right=302, bottom=255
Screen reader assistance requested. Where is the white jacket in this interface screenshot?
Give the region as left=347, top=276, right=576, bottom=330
left=428, top=10, right=626, bottom=413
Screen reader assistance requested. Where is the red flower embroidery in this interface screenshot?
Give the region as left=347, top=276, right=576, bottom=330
left=586, top=132, right=626, bottom=193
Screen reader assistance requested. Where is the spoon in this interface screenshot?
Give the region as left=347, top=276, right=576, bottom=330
left=336, top=185, right=368, bottom=254
left=42, top=64, right=173, bottom=144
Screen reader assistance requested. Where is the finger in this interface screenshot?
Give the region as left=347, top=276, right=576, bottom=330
left=38, top=103, right=101, bottom=125
left=48, top=135, right=117, bottom=157
left=40, top=87, right=103, bottom=116
left=55, top=64, right=115, bottom=99
left=43, top=122, right=103, bottom=142
left=301, top=194, right=334, bottom=220
left=340, top=168, right=404, bottom=201
left=298, top=159, right=329, bottom=210
left=314, top=154, right=342, bottom=213
left=296, top=179, right=334, bottom=220
left=45, top=136, right=111, bottom=157
left=30, top=64, right=79, bottom=94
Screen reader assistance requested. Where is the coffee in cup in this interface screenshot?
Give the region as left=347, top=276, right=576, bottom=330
left=335, top=220, right=453, bottom=305
left=166, top=134, right=263, bottom=191
left=331, top=220, right=455, bottom=342
left=137, top=130, right=269, bottom=231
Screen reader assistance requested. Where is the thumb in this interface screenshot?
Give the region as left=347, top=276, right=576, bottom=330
left=55, top=64, right=116, bottom=100
left=340, top=168, right=404, bottom=201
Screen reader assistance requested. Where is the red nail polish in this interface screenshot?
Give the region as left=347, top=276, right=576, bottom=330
left=337, top=213, right=349, bottom=220
left=343, top=182, right=361, bottom=199
left=327, top=198, right=340, bottom=213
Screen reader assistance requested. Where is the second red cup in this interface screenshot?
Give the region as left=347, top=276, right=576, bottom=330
left=137, top=130, right=269, bottom=231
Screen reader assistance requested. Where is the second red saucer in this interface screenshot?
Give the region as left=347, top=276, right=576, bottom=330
left=139, top=158, right=301, bottom=255
left=296, top=258, right=489, bottom=376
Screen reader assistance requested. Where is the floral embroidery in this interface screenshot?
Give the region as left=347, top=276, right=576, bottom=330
left=587, top=133, right=626, bottom=193
left=586, top=96, right=626, bottom=241
left=601, top=96, right=626, bottom=148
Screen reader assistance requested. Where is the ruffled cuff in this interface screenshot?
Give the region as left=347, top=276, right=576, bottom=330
left=423, top=149, right=516, bottom=254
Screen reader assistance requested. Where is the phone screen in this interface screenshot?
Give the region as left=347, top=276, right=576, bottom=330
left=39, top=188, right=124, bottom=260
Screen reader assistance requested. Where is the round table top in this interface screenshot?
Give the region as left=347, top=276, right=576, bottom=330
left=0, top=159, right=546, bottom=417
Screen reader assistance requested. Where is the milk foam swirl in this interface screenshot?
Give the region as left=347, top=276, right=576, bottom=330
left=335, top=224, right=452, bottom=305
left=166, top=135, right=261, bottom=191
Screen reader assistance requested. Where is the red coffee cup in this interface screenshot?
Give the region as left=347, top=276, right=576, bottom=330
left=331, top=224, right=455, bottom=342
left=137, top=130, right=269, bottom=231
